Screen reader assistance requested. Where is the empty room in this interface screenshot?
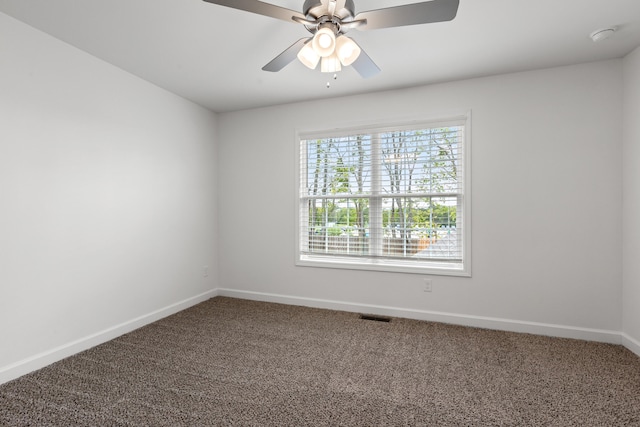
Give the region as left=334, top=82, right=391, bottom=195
left=1, top=0, right=640, bottom=425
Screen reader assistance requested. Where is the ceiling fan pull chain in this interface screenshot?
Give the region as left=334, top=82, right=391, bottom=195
left=327, top=73, right=338, bottom=88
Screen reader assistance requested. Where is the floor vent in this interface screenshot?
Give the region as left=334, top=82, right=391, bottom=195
left=360, top=314, right=391, bottom=323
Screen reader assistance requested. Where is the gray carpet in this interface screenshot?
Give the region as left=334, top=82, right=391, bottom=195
left=1, top=297, right=640, bottom=426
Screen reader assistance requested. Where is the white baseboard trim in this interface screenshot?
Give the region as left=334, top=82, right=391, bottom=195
left=622, top=333, right=640, bottom=357
left=3, top=288, right=634, bottom=386
left=215, top=288, right=623, bottom=345
left=0, top=289, right=216, bottom=386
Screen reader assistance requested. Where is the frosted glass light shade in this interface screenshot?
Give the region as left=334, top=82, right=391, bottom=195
left=312, top=27, right=336, bottom=57
left=297, top=42, right=320, bottom=69
left=320, top=53, right=342, bottom=73
left=335, top=36, right=361, bottom=66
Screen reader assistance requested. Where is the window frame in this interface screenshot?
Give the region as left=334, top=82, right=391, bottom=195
left=295, top=113, right=471, bottom=277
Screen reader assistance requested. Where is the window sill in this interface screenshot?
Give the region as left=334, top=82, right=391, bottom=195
left=297, top=254, right=470, bottom=277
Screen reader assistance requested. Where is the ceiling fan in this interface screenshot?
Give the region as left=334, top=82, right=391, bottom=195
left=202, top=0, right=459, bottom=78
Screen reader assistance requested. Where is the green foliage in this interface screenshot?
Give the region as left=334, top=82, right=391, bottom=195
left=383, top=202, right=456, bottom=229
left=327, top=226, right=343, bottom=236
left=432, top=204, right=456, bottom=225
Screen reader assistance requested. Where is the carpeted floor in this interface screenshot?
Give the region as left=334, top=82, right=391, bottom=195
left=1, top=297, right=640, bottom=426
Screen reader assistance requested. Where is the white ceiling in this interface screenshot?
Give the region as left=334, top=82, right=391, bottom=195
left=1, top=0, right=639, bottom=113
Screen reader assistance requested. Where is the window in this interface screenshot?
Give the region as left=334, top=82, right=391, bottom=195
left=296, top=115, right=470, bottom=276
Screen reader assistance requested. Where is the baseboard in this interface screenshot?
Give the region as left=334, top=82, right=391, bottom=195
left=0, top=289, right=216, bottom=386
left=622, top=333, right=640, bottom=357
left=3, top=288, right=631, bottom=387
left=215, top=288, right=623, bottom=345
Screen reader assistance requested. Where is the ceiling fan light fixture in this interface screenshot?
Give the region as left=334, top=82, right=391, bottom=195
left=204, top=0, right=460, bottom=78
left=335, top=36, right=361, bottom=66
left=320, top=53, right=342, bottom=73
left=312, top=27, right=336, bottom=57
left=297, top=42, right=321, bottom=69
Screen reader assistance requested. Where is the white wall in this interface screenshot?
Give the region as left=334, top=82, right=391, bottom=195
left=0, top=7, right=632, bottom=385
left=0, top=12, right=218, bottom=382
left=623, top=46, right=640, bottom=353
left=218, top=60, right=623, bottom=340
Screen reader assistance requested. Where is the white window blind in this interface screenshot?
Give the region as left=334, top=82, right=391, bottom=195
left=297, top=117, right=470, bottom=276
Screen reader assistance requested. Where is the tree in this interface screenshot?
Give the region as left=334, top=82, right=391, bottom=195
left=381, top=131, right=422, bottom=244
left=329, top=136, right=369, bottom=253
left=422, top=127, right=458, bottom=194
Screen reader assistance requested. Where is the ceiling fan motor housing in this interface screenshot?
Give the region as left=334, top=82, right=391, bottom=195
left=303, top=0, right=356, bottom=28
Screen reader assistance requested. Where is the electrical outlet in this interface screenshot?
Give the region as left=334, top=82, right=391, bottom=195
left=423, top=278, right=433, bottom=292
left=203, top=266, right=209, bottom=277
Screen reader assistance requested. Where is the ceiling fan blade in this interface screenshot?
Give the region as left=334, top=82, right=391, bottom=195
left=202, top=0, right=305, bottom=23
left=340, top=18, right=367, bottom=31
left=262, top=38, right=310, bottom=72
left=292, top=15, right=318, bottom=26
left=355, top=0, right=459, bottom=31
left=334, top=0, right=347, bottom=12
left=327, top=0, right=337, bottom=18
left=351, top=46, right=380, bottom=78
